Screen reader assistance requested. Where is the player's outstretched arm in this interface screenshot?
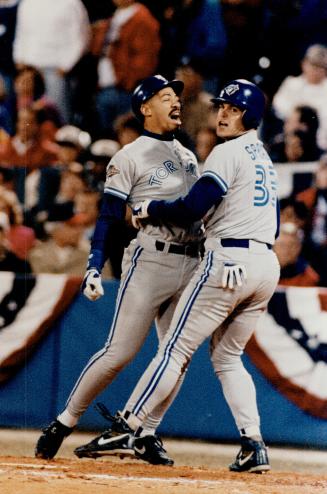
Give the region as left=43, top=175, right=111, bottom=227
left=132, top=176, right=224, bottom=227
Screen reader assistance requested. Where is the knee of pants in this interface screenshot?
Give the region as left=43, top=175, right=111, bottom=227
left=210, top=347, right=244, bottom=375
left=100, top=347, right=135, bottom=374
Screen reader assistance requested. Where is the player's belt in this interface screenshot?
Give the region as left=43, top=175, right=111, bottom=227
left=155, top=240, right=199, bottom=257
left=221, top=238, right=272, bottom=250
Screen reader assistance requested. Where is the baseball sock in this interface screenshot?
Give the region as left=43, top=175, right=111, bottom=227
left=57, top=409, right=79, bottom=428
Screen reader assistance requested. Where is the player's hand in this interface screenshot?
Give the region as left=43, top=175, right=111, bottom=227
left=82, top=268, right=104, bottom=301
left=222, top=263, right=247, bottom=289
left=132, top=199, right=151, bottom=229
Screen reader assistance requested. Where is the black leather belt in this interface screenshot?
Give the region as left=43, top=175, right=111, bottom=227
left=155, top=240, right=199, bottom=257
left=221, top=238, right=272, bottom=250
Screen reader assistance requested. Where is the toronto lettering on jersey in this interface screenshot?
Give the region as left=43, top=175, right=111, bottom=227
left=149, top=160, right=197, bottom=186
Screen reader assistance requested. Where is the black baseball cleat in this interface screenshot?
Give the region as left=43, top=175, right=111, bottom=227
left=134, top=434, right=174, bottom=466
left=35, top=420, right=73, bottom=459
left=74, top=404, right=135, bottom=459
left=229, top=436, right=270, bottom=473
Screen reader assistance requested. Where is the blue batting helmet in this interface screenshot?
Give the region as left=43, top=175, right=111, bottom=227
left=211, top=79, right=266, bottom=129
left=132, top=75, right=184, bottom=121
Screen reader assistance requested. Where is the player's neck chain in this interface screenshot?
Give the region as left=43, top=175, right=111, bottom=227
left=142, top=129, right=175, bottom=141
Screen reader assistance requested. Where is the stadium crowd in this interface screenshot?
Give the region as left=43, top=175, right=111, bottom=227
left=0, top=0, right=327, bottom=285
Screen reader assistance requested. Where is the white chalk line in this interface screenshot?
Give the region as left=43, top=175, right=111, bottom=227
left=0, top=461, right=224, bottom=486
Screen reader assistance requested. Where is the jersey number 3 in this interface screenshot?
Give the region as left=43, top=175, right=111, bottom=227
left=254, top=164, right=276, bottom=207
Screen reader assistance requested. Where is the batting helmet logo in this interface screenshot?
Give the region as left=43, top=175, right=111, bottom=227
left=224, top=84, right=239, bottom=96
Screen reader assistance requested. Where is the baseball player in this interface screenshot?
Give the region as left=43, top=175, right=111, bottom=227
left=76, top=79, right=280, bottom=473
left=35, top=75, right=203, bottom=465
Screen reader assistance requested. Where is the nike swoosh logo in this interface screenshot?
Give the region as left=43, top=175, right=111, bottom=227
left=98, top=434, right=128, bottom=446
left=134, top=445, right=146, bottom=455
left=238, top=451, right=254, bottom=466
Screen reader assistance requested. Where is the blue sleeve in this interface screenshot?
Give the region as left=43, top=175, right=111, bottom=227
left=88, top=193, right=126, bottom=271
left=148, top=176, right=225, bottom=227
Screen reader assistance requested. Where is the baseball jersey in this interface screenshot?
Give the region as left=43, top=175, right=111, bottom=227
left=202, top=130, right=278, bottom=245
left=104, top=134, right=203, bottom=243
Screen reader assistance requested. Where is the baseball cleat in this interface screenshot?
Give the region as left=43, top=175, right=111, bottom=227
left=35, top=420, right=73, bottom=459
left=229, top=436, right=270, bottom=473
left=134, top=434, right=174, bottom=466
left=74, top=406, right=135, bottom=459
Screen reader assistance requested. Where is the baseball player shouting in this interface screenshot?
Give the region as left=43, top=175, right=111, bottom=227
left=76, top=79, right=280, bottom=473
left=35, top=75, right=203, bottom=465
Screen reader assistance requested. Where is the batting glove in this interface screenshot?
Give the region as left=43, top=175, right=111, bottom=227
left=222, top=263, right=247, bottom=289
left=132, top=199, right=151, bottom=229
left=82, top=268, right=104, bottom=301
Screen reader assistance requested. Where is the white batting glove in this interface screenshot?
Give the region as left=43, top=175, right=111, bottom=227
left=82, top=268, right=104, bottom=301
left=222, top=263, right=247, bottom=289
left=132, top=199, right=151, bottom=229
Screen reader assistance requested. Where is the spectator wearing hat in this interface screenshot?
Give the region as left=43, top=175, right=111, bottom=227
left=54, top=125, right=91, bottom=167
left=272, top=44, right=327, bottom=151
left=91, top=0, right=161, bottom=136
left=85, top=138, right=120, bottom=192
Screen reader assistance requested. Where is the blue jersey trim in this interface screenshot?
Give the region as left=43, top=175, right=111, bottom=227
left=104, top=187, right=128, bottom=200
left=202, top=170, right=228, bottom=193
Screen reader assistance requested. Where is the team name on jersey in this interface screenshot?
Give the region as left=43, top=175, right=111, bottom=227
left=245, top=142, right=270, bottom=161
left=148, top=160, right=197, bottom=186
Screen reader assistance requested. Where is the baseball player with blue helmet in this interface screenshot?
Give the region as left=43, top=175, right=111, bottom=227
left=76, top=79, right=281, bottom=473
left=35, top=75, right=203, bottom=465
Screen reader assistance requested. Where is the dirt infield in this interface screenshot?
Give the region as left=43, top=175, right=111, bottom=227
left=0, top=430, right=327, bottom=494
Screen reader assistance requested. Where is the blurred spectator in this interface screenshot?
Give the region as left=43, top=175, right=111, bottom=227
left=0, top=75, right=13, bottom=136
left=175, top=57, right=214, bottom=143
left=279, top=197, right=309, bottom=231
left=220, top=0, right=265, bottom=85
left=0, top=0, right=19, bottom=113
left=85, top=139, right=120, bottom=192
left=13, top=0, right=91, bottom=123
left=54, top=125, right=91, bottom=166
left=269, top=105, right=322, bottom=162
left=91, top=0, right=161, bottom=136
left=113, top=112, right=143, bottom=147
left=0, top=107, right=58, bottom=170
left=0, top=187, right=35, bottom=267
left=0, top=210, right=32, bottom=273
left=28, top=220, right=90, bottom=276
left=174, top=0, right=227, bottom=94
left=194, top=126, right=217, bottom=171
left=274, top=221, right=319, bottom=286
left=14, top=66, right=63, bottom=141
left=296, top=154, right=327, bottom=285
left=260, top=0, right=327, bottom=99
left=272, top=44, right=327, bottom=151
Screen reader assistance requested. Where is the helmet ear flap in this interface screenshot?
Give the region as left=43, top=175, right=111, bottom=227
left=242, top=110, right=258, bottom=130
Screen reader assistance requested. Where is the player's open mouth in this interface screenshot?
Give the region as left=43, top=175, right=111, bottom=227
left=169, top=112, right=180, bottom=120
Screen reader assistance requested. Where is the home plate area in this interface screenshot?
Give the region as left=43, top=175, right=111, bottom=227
left=0, top=431, right=327, bottom=494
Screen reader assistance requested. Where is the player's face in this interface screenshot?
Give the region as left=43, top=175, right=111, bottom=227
left=215, top=102, right=247, bottom=139
left=142, top=87, right=182, bottom=133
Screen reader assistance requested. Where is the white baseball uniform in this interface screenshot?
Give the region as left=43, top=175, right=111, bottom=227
left=64, top=133, right=203, bottom=433
left=123, top=129, right=280, bottom=437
